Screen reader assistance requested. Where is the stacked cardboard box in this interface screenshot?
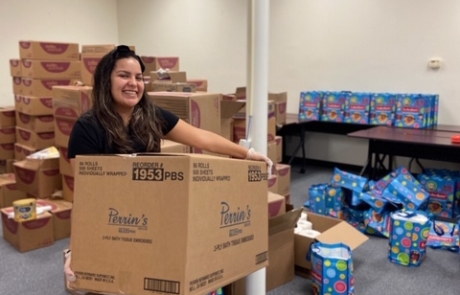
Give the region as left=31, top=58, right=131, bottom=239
left=0, top=107, right=16, bottom=173
left=51, top=85, right=93, bottom=202
left=80, top=44, right=116, bottom=86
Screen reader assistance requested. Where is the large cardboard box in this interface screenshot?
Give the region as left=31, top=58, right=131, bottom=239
left=0, top=106, right=16, bottom=127
left=9, top=59, right=22, bottom=77
left=36, top=199, right=72, bottom=240
left=21, top=60, right=81, bottom=79
left=268, top=191, right=285, bottom=219
left=0, top=159, right=15, bottom=174
left=15, top=126, right=55, bottom=150
left=21, top=78, right=72, bottom=97
left=19, top=41, right=79, bottom=60
left=220, top=100, right=245, bottom=142
left=52, top=85, right=93, bottom=120
left=0, top=127, right=15, bottom=144
left=13, top=157, right=61, bottom=198
left=58, top=146, right=73, bottom=176
left=0, top=173, right=27, bottom=208
left=233, top=207, right=302, bottom=293
left=141, top=56, right=180, bottom=75
left=12, top=77, right=22, bottom=94
left=275, top=136, right=283, bottom=163
left=70, top=154, right=269, bottom=295
left=148, top=92, right=221, bottom=154
left=269, top=92, right=287, bottom=125
left=275, top=164, right=291, bottom=196
left=161, top=139, right=190, bottom=153
left=15, top=95, right=54, bottom=116
left=14, top=143, right=37, bottom=161
left=294, top=212, right=369, bottom=271
left=0, top=143, right=14, bottom=160
left=1, top=208, right=54, bottom=252
left=187, top=79, right=208, bottom=92
left=15, top=112, right=54, bottom=133
left=53, top=117, right=75, bottom=148
left=232, top=100, right=277, bottom=143
left=62, top=174, right=74, bottom=203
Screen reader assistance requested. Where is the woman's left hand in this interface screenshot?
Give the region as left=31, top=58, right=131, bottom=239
left=246, top=148, right=274, bottom=175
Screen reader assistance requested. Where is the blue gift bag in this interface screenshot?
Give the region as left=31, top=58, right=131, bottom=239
left=308, top=242, right=354, bottom=295
left=388, top=210, right=431, bottom=267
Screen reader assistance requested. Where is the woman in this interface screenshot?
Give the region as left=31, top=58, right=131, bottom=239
left=64, top=45, right=272, bottom=283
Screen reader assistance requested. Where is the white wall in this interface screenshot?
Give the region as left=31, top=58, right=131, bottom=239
left=118, top=0, right=460, bottom=169
left=116, top=0, right=248, bottom=94
left=0, top=0, right=119, bottom=106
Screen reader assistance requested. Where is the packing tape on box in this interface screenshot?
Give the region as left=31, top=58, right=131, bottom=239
left=298, top=229, right=321, bottom=239
left=297, top=220, right=313, bottom=230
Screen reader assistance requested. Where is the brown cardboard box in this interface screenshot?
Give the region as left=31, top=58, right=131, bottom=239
left=0, top=173, right=27, bottom=208
left=15, top=95, right=54, bottom=116
left=10, top=59, right=22, bottom=77
left=12, top=77, right=22, bottom=94
left=58, top=146, right=73, bottom=176
left=69, top=154, right=268, bottom=295
left=1, top=207, right=54, bottom=252
left=0, top=159, right=15, bottom=174
left=186, top=79, right=208, bottom=92
left=52, top=86, right=93, bottom=120
left=53, top=117, right=75, bottom=148
left=275, top=164, right=291, bottom=196
left=267, top=174, right=279, bottom=194
left=161, top=140, right=190, bottom=153
left=0, top=127, right=16, bottom=144
left=14, top=143, right=37, bottom=161
left=15, top=126, right=55, bottom=150
left=0, top=106, right=16, bottom=127
left=268, top=191, right=286, bottom=219
left=19, top=41, right=79, bottom=60
left=0, top=143, right=14, bottom=160
left=275, top=136, right=283, bottom=163
left=13, top=157, right=61, bottom=198
left=232, top=100, right=277, bottom=143
left=15, top=112, right=54, bottom=133
left=141, top=56, right=180, bottom=75
left=233, top=207, right=303, bottom=293
left=269, top=92, right=287, bottom=125
left=149, top=71, right=186, bottom=91
left=295, top=212, right=369, bottom=271
left=267, top=140, right=277, bottom=166
left=148, top=92, right=221, bottom=154
left=21, top=60, right=81, bottom=79
left=220, top=100, right=245, bottom=142
left=62, top=174, right=74, bottom=203
left=36, top=199, right=72, bottom=240
left=21, top=78, right=72, bottom=97
left=151, top=82, right=196, bottom=92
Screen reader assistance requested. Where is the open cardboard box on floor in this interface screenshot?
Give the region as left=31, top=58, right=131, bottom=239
left=294, top=211, right=369, bottom=276
left=69, top=153, right=269, bottom=295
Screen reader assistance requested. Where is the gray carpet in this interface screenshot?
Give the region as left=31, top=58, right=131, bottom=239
left=1, top=164, right=459, bottom=295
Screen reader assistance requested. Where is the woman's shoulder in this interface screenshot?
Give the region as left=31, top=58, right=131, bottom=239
left=75, top=110, right=103, bottom=131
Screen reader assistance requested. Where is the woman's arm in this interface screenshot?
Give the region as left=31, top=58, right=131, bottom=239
left=164, top=120, right=248, bottom=158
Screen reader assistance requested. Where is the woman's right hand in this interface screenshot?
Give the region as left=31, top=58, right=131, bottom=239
left=64, top=250, right=77, bottom=283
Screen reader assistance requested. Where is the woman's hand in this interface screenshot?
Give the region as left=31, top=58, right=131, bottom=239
left=245, top=148, right=274, bottom=175
left=64, top=250, right=77, bottom=283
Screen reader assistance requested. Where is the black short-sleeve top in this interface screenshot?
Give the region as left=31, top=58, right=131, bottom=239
left=67, top=107, right=179, bottom=159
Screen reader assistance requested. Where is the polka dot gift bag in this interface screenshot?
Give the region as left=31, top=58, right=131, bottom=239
left=307, top=242, right=354, bottom=295
left=388, top=210, right=431, bottom=267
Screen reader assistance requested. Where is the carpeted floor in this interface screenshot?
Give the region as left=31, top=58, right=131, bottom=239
left=0, top=164, right=459, bottom=295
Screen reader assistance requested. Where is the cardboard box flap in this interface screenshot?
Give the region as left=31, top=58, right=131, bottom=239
left=316, top=221, right=369, bottom=250
left=0, top=173, right=15, bottom=185
left=269, top=208, right=303, bottom=236
left=221, top=100, right=245, bottom=119
left=14, top=159, right=41, bottom=170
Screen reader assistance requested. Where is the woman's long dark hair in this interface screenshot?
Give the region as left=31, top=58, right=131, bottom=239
left=92, top=45, right=164, bottom=153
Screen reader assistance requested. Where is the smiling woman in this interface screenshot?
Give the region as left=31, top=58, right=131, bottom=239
left=64, top=45, right=273, bottom=284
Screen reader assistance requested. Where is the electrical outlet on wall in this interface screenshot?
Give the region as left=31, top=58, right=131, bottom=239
left=428, top=57, right=442, bottom=70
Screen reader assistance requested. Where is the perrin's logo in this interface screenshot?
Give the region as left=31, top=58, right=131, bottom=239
left=108, top=208, right=148, bottom=227
left=220, top=202, right=251, bottom=228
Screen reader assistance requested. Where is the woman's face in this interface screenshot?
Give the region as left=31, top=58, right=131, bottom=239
left=110, top=57, right=145, bottom=110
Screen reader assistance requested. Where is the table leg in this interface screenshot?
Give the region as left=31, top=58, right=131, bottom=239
left=288, top=124, right=306, bottom=174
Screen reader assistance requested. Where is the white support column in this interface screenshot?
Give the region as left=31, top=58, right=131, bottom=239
left=246, top=0, right=269, bottom=294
